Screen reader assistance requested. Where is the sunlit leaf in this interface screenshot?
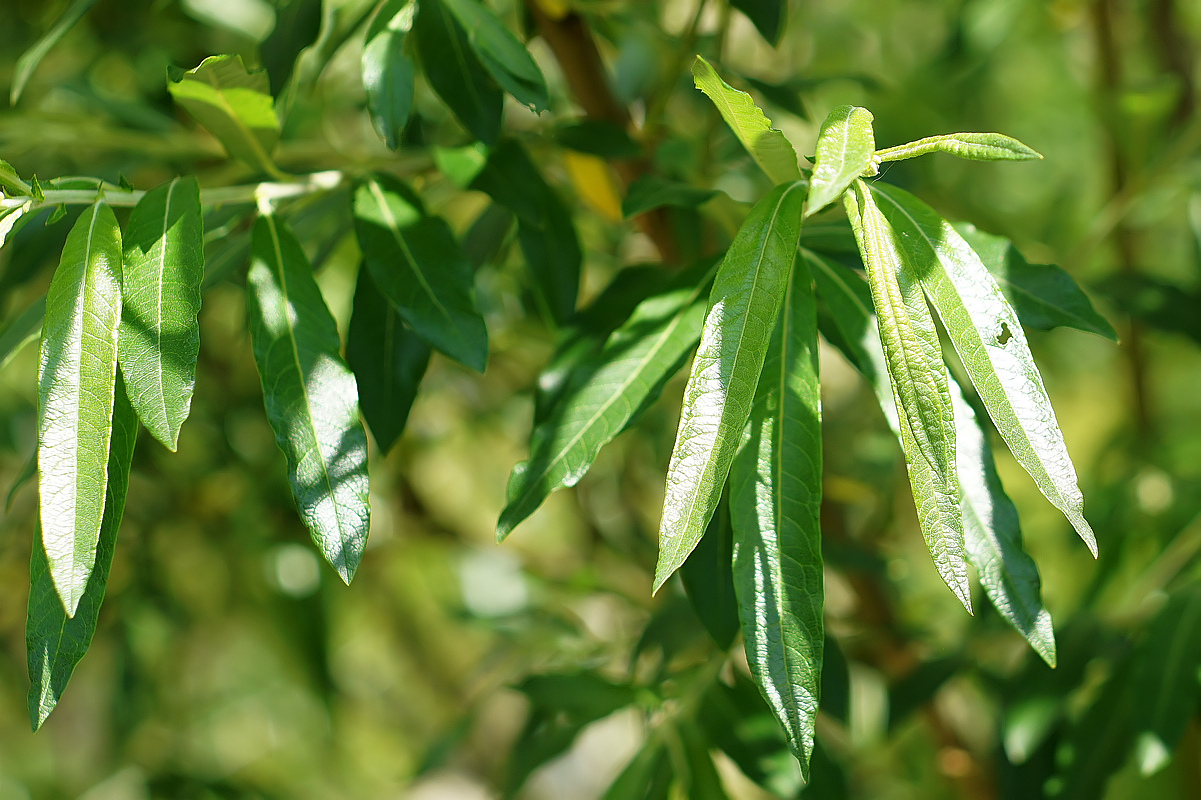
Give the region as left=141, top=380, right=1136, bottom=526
left=37, top=201, right=123, bottom=617
left=655, top=180, right=806, bottom=592
left=362, top=27, right=415, bottom=151
left=0, top=158, right=31, bottom=195
left=692, top=56, right=801, bottom=185
left=10, top=0, right=99, bottom=105
left=806, top=105, right=876, bottom=216
left=441, top=0, right=549, bottom=112
left=413, top=0, right=503, bottom=144
left=118, top=176, right=204, bottom=451
left=876, top=132, right=1042, bottom=163
left=246, top=214, right=370, bottom=583
left=1, top=201, right=35, bottom=251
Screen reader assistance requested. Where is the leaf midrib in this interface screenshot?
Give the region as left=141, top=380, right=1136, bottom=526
left=196, top=69, right=276, bottom=173
left=367, top=180, right=454, bottom=325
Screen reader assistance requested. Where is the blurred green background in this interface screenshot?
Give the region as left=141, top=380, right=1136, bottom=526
left=1, top=0, right=1200, bottom=798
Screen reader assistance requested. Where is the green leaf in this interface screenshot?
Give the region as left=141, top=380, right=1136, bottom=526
left=954, top=223, right=1117, bottom=341
left=347, top=264, right=430, bottom=454
left=602, top=738, right=671, bottom=800
left=0, top=158, right=31, bottom=195
left=622, top=175, right=718, bottom=218
left=654, top=180, right=807, bottom=593
left=555, top=120, right=642, bottom=159
left=413, top=0, right=503, bottom=144
left=1052, top=654, right=1135, bottom=800
left=167, top=55, right=282, bottom=177
left=471, top=140, right=581, bottom=325
left=498, top=259, right=717, bottom=540
left=352, top=173, right=488, bottom=371
left=7, top=448, right=36, bottom=511
left=806, top=105, right=876, bottom=217
left=118, top=177, right=204, bottom=451
left=876, top=132, right=1042, bottom=163
left=743, top=76, right=808, bottom=120
left=729, top=0, right=785, bottom=45
left=729, top=253, right=823, bottom=778
left=10, top=0, right=99, bottom=105
left=246, top=214, right=371, bottom=583
left=1130, top=588, right=1201, bottom=775
left=1099, top=275, right=1201, bottom=344
left=680, top=491, right=739, bottom=648
left=692, top=56, right=801, bottom=186
left=362, top=28, right=415, bottom=151
left=261, top=0, right=324, bottom=96
left=869, top=183, right=1096, bottom=557
left=842, top=181, right=971, bottom=610
left=679, top=722, right=731, bottom=800
left=1, top=204, right=35, bottom=258
left=888, top=655, right=965, bottom=729
left=440, top=0, right=549, bottom=112
left=27, top=378, right=137, bottom=730
left=37, top=201, right=123, bottom=617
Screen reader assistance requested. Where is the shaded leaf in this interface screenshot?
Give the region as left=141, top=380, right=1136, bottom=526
left=729, top=0, right=785, bottom=45
left=37, top=201, right=123, bottom=617
left=441, top=0, right=548, bottom=112
left=807, top=105, right=876, bottom=217
left=602, top=738, right=672, bottom=800
left=413, top=0, right=503, bottom=144
left=261, top=0, right=323, bottom=95
left=362, top=27, right=415, bottom=151
left=555, top=120, right=642, bottom=158
left=118, top=177, right=204, bottom=451
left=877, top=132, right=1042, bottom=163
left=655, top=180, right=807, bottom=592
left=10, top=0, right=99, bottom=105
left=743, top=76, right=808, bottom=120
left=246, top=214, right=370, bottom=583
left=27, top=379, right=137, bottom=730
left=623, top=174, right=718, bottom=218
left=1052, top=653, right=1135, bottom=800
left=679, top=722, right=731, bottom=800
left=681, top=491, right=739, bottom=649
left=692, top=56, right=801, bottom=185
left=7, top=448, right=36, bottom=511
left=888, top=655, right=964, bottom=729
left=0, top=158, right=31, bottom=195
left=1099, top=274, right=1201, bottom=344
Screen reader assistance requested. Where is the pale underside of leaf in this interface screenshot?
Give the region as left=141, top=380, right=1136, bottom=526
left=806, top=105, right=875, bottom=216
left=869, top=182, right=1096, bottom=557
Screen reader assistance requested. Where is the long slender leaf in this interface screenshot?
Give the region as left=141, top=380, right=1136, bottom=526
left=0, top=296, right=44, bottom=372
left=37, top=201, right=123, bottom=617
left=1, top=201, right=35, bottom=249
left=655, top=180, right=807, bottom=592
left=0, top=158, right=31, bottom=195
left=118, top=176, right=204, bottom=451
left=352, top=173, right=488, bottom=371
left=362, top=26, right=415, bottom=151
left=413, top=0, right=503, bottom=144
left=681, top=491, right=739, bottom=648
left=27, top=379, right=137, bottom=730
left=602, top=738, right=671, bottom=800
left=678, top=722, right=731, bottom=800
left=843, top=181, right=971, bottom=610
left=806, top=105, right=876, bottom=216
left=441, top=0, right=548, bottom=112
left=869, top=183, right=1096, bottom=556
left=729, top=253, right=824, bottom=777
left=10, top=0, right=99, bottom=105
left=729, top=0, right=785, bottom=45
left=692, top=56, right=801, bottom=185
left=246, top=215, right=370, bottom=583
left=498, top=259, right=717, bottom=539
left=876, top=132, right=1042, bottom=163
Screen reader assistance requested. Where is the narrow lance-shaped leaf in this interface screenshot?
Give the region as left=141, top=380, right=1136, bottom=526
left=729, top=254, right=824, bottom=777
left=692, top=56, right=801, bottom=185
left=38, top=201, right=123, bottom=617
left=246, top=214, right=370, bottom=583
left=118, top=176, right=204, bottom=450
left=869, top=182, right=1096, bottom=556
left=655, top=180, right=807, bottom=592
left=28, top=378, right=137, bottom=730
left=413, top=0, right=503, bottom=144
left=352, top=173, right=489, bottom=371
left=167, top=55, right=283, bottom=177
left=806, top=105, right=876, bottom=216
left=498, top=258, right=718, bottom=540
left=876, top=132, right=1042, bottom=163
left=362, top=22, right=415, bottom=151
left=843, top=181, right=971, bottom=610
left=729, top=0, right=785, bottom=45
left=441, top=0, right=549, bottom=112
left=10, top=0, right=99, bottom=105
left=811, top=250, right=1053, bottom=661
left=680, top=491, right=739, bottom=649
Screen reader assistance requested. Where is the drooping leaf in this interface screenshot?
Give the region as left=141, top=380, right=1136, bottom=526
left=679, top=722, right=731, bottom=800
left=622, top=175, right=718, bottom=218
left=555, top=120, right=642, bottom=159
left=1129, top=587, right=1201, bottom=775
left=261, top=0, right=324, bottom=95
left=118, top=176, right=204, bottom=451
left=27, top=379, right=137, bottom=730
left=602, top=738, right=672, bottom=800
left=362, top=26, right=415, bottom=151
left=1099, top=274, right=1201, bottom=344
left=692, top=56, right=801, bottom=185
left=498, top=259, right=717, bottom=539
left=729, top=0, right=785, bottom=45
left=655, top=180, right=807, bottom=593
left=440, top=0, right=548, bottom=112
left=470, top=140, right=581, bottom=325
left=246, top=214, right=370, bottom=583
left=876, top=132, right=1042, bottom=163
left=842, top=181, right=971, bottom=610
left=167, top=55, right=282, bottom=176
left=352, top=173, right=488, bottom=371
left=729, top=253, right=823, bottom=777
left=10, top=0, right=100, bottom=105
left=680, top=491, right=739, bottom=648
left=806, top=105, right=876, bottom=216
left=743, top=76, right=809, bottom=120
left=37, top=201, right=123, bottom=617
left=1052, top=653, right=1135, bottom=800
left=347, top=265, right=431, bottom=454
left=413, top=0, right=503, bottom=144
left=869, top=182, right=1096, bottom=557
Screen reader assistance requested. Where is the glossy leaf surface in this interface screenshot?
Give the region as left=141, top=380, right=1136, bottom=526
left=655, top=180, right=806, bottom=592
left=441, top=0, right=548, bottom=112
left=807, top=105, right=876, bottom=216
left=362, top=26, right=414, bottom=151
left=27, top=380, right=136, bottom=730
left=118, top=176, right=204, bottom=451
left=352, top=174, right=488, bottom=371
left=843, top=181, right=971, bottom=610
left=167, top=55, right=281, bottom=176
left=870, top=182, right=1096, bottom=556
left=876, top=132, right=1042, bottom=163
left=692, top=56, right=801, bottom=185
left=37, top=201, right=123, bottom=617
left=729, top=254, right=823, bottom=777
left=246, top=215, right=370, bottom=583
left=413, top=0, right=503, bottom=144
left=10, top=0, right=99, bottom=104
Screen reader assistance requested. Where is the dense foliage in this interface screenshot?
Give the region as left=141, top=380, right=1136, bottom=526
left=1, top=0, right=1200, bottom=798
